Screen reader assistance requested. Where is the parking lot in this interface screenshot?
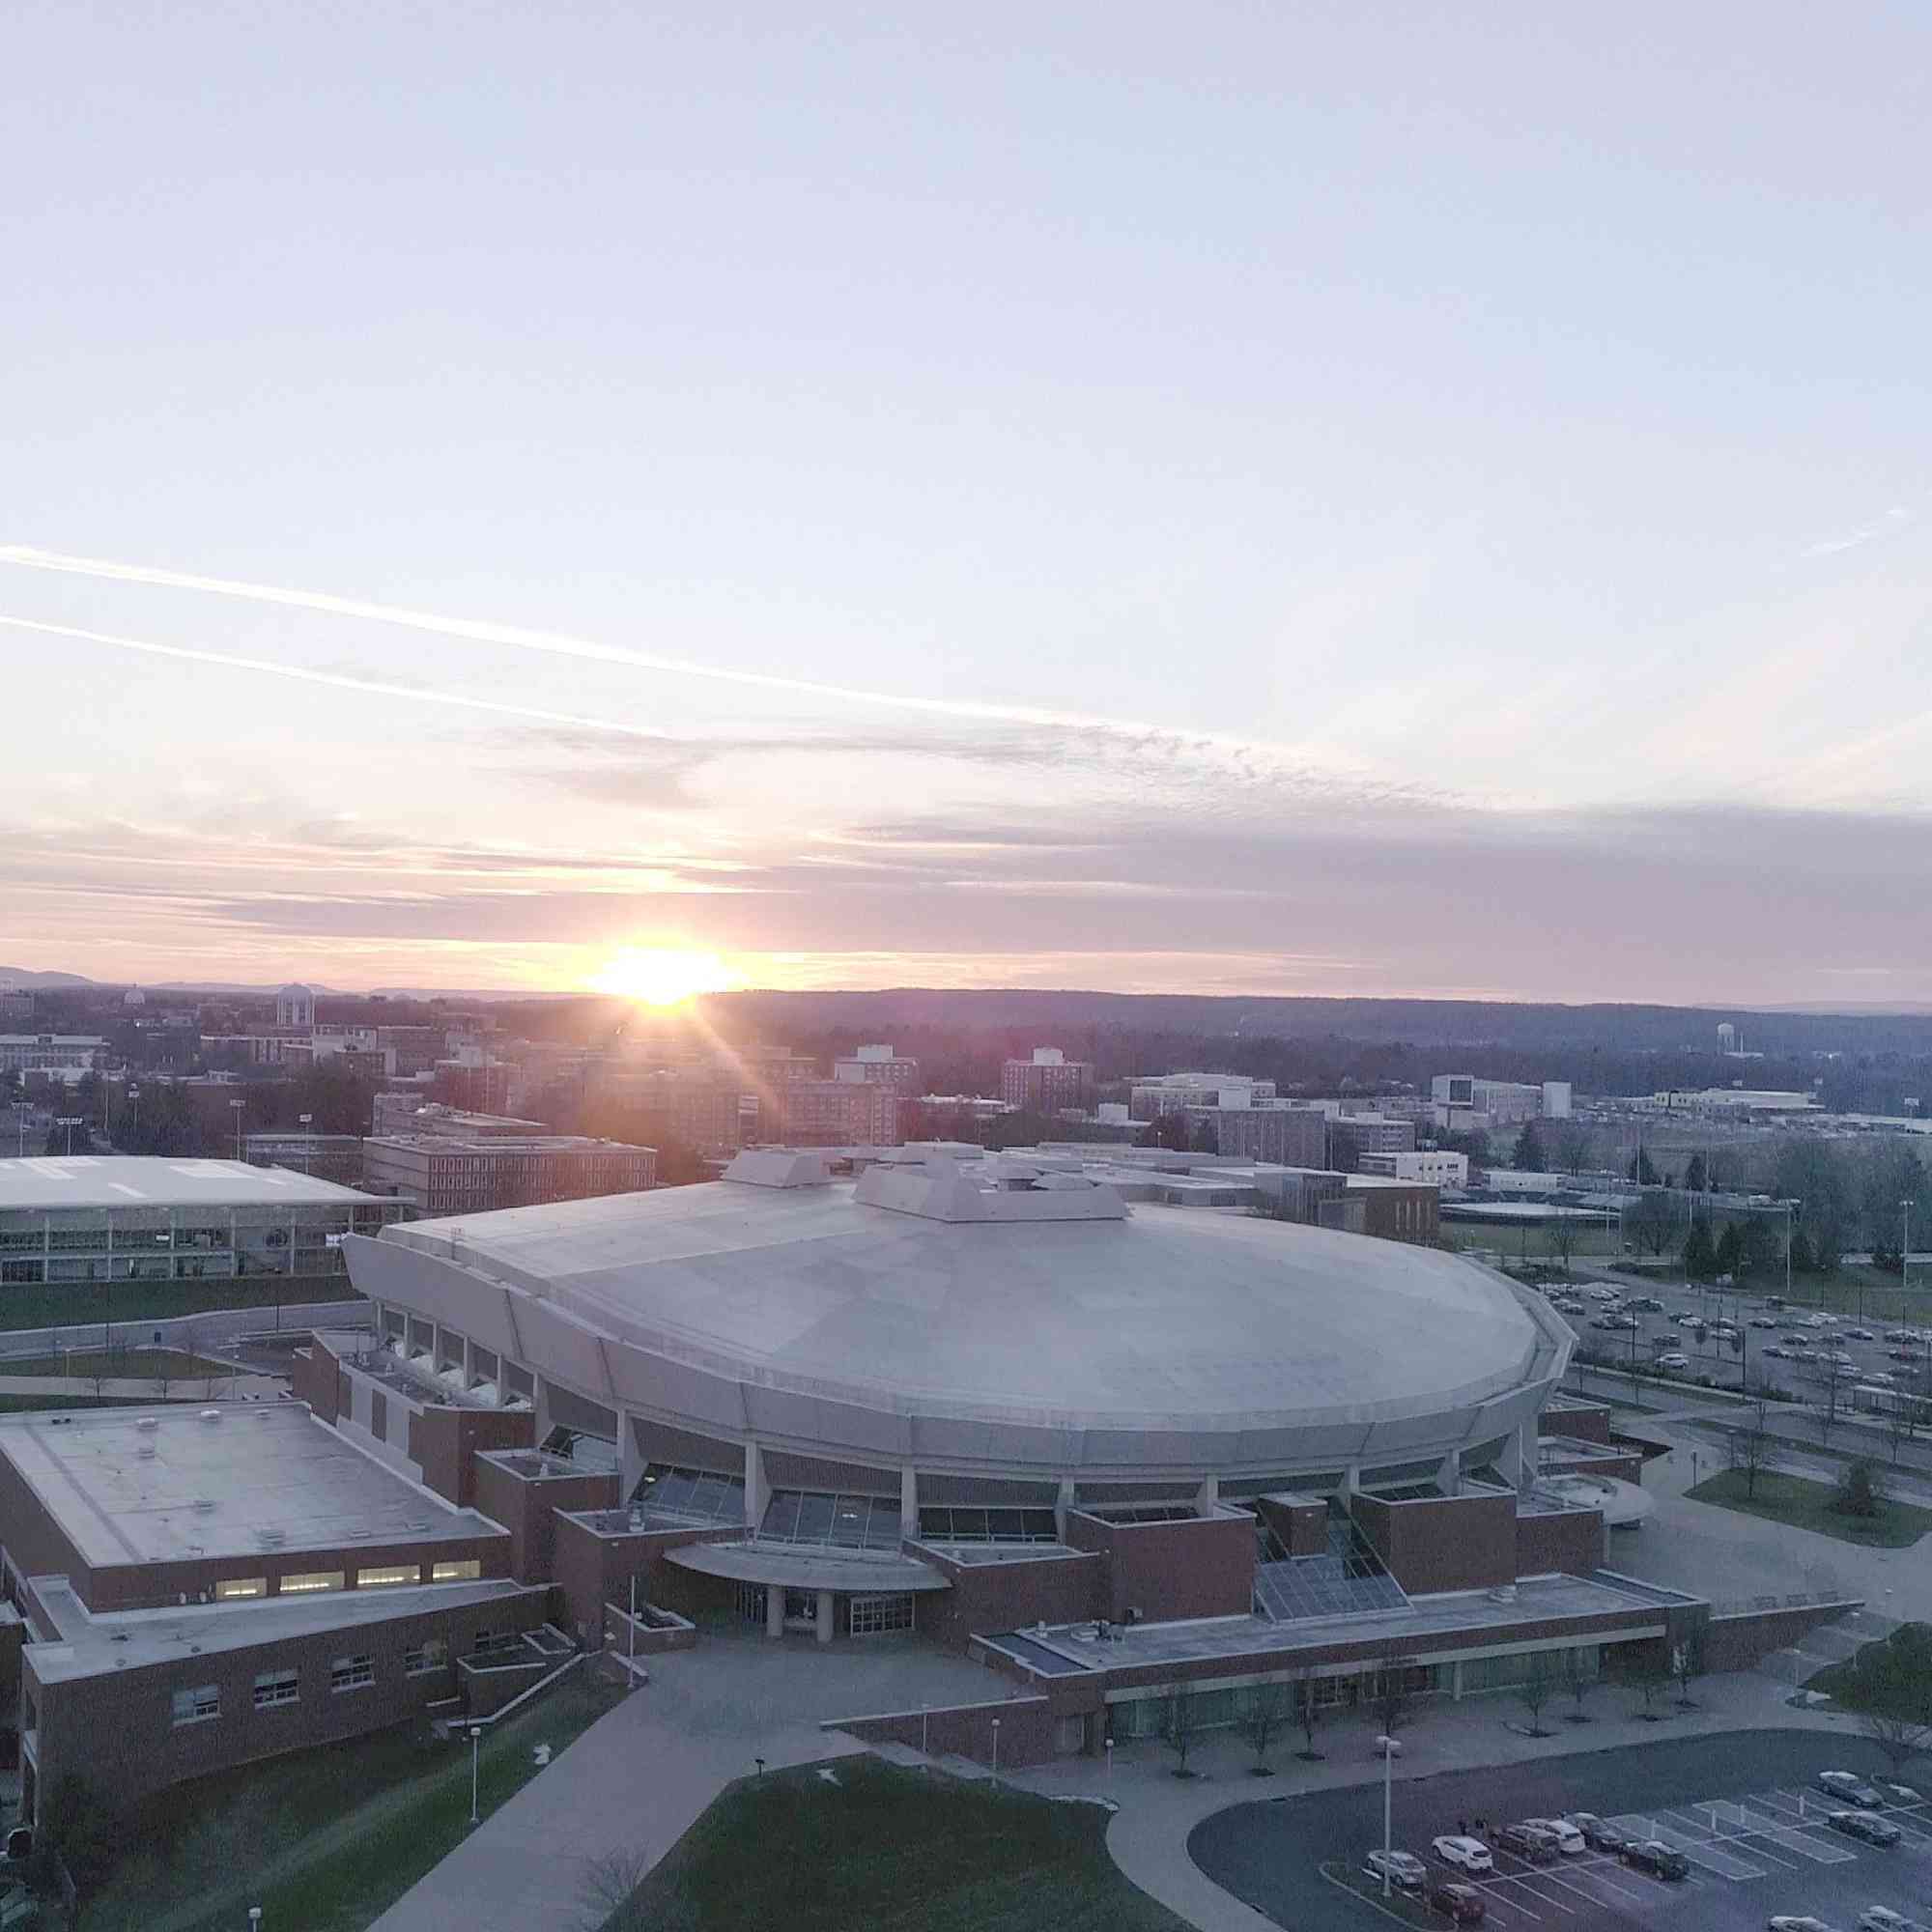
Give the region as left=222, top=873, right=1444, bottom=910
left=1189, top=1729, right=1932, bottom=1931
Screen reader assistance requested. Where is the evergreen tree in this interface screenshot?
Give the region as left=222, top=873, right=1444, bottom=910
left=1685, top=1152, right=1708, bottom=1193
left=1789, top=1228, right=1815, bottom=1274
left=1630, top=1146, right=1660, bottom=1185
left=1715, top=1220, right=1745, bottom=1279
left=1513, top=1121, right=1547, bottom=1172
left=1683, top=1218, right=1717, bottom=1282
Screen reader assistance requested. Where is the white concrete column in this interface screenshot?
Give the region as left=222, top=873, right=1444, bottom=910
left=815, top=1588, right=836, bottom=1644
left=745, top=1440, right=768, bottom=1530
left=1436, top=1451, right=1460, bottom=1496
left=1054, top=1474, right=1075, bottom=1540
left=619, top=1414, right=645, bottom=1504
left=899, top=1464, right=918, bottom=1538
left=765, top=1584, right=784, bottom=1639
left=1194, top=1473, right=1219, bottom=1517
left=1451, top=1660, right=1464, bottom=1701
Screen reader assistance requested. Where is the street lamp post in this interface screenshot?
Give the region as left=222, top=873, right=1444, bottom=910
left=1381, top=1734, right=1395, bottom=1895
left=298, top=1113, right=314, bottom=1176
left=127, top=1084, right=140, bottom=1148
left=469, top=1725, right=484, bottom=1825
left=231, top=1098, right=245, bottom=1163
left=1904, top=1200, right=1916, bottom=1297
left=991, top=1717, right=1001, bottom=1775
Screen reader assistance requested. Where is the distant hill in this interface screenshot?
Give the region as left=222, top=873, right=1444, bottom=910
left=0, top=967, right=96, bottom=989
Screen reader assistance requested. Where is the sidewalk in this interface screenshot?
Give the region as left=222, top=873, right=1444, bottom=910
left=0, top=1373, right=284, bottom=1400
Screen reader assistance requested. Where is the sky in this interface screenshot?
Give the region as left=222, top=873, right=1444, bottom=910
left=3, top=3, right=1929, bottom=1005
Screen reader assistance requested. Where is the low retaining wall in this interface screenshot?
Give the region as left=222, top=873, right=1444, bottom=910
left=827, top=1692, right=1059, bottom=1768
left=1703, top=1598, right=1863, bottom=1672
left=458, top=1654, right=554, bottom=1718
left=604, top=1603, right=697, bottom=1657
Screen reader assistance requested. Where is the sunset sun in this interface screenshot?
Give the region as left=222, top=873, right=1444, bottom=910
left=588, top=948, right=739, bottom=1008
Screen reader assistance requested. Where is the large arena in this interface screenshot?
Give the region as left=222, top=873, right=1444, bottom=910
left=343, top=1145, right=1574, bottom=1505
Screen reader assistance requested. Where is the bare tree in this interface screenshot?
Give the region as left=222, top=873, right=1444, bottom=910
left=1241, top=1681, right=1291, bottom=1776
left=1517, top=1657, right=1558, bottom=1736
left=1727, top=1394, right=1776, bottom=1499
left=1861, top=1708, right=1932, bottom=1779
left=1818, top=1355, right=1849, bottom=1444
left=1626, top=1189, right=1676, bottom=1260
left=1160, top=1688, right=1203, bottom=1777
left=1630, top=1654, right=1669, bottom=1721
left=576, top=1845, right=670, bottom=1932
left=1371, top=1643, right=1423, bottom=1740
left=1883, top=1396, right=1917, bottom=1464
left=1545, top=1216, right=1582, bottom=1280
left=1563, top=1650, right=1595, bottom=1723
left=1672, top=1638, right=1704, bottom=1710
left=1292, top=1669, right=1325, bottom=1760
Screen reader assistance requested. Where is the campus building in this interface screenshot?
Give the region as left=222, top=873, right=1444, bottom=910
left=0, top=1157, right=410, bottom=1291
left=831, top=1045, right=923, bottom=1093
left=1001, top=1048, right=1094, bottom=1115
left=358, top=1136, right=656, bottom=1218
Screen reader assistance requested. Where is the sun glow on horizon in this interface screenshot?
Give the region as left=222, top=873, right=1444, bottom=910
left=587, top=947, right=742, bottom=1007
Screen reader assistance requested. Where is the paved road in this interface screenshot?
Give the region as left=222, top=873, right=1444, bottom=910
left=1192, top=1728, right=1926, bottom=1932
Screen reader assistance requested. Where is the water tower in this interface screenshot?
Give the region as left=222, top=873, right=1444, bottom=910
left=1717, top=1022, right=1735, bottom=1056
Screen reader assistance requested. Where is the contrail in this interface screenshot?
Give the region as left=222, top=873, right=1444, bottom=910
left=0, top=613, right=687, bottom=743
left=0, top=543, right=1301, bottom=763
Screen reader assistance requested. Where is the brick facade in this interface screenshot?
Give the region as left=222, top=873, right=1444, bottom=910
left=911, top=1546, right=1104, bottom=1649
left=1514, top=1506, right=1608, bottom=1577
left=1350, top=1491, right=1517, bottom=1595
left=1061, top=1510, right=1256, bottom=1624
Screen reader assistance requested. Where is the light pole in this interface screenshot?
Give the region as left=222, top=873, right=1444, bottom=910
left=249, top=1911, right=262, bottom=1932
left=1904, top=1200, right=1916, bottom=1297
left=231, top=1098, right=245, bottom=1162
left=991, top=1717, right=1001, bottom=1775
left=1105, top=1733, right=1114, bottom=1780
left=469, top=1724, right=484, bottom=1825
left=1381, top=1733, right=1395, bottom=1895
left=58, top=1115, right=82, bottom=1156
left=127, top=1084, right=141, bottom=1148
left=298, top=1113, right=314, bottom=1176
left=12, top=1101, right=27, bottom=1156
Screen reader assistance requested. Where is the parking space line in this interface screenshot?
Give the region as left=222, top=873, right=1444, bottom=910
left=1471, top=1884, right=1542, bottom=1922
left=1526, top=1864, right=1635, bottom=1909
left=1737, top=1803, right=1857, bottom=1864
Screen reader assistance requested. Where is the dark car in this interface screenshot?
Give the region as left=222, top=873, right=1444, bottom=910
left=1564, top=1812, right=1629, bottom=1855
left=1817, top=1770, right=1885, bottom=1808
left=1827, top=1807, right=1902, bottom=1846
left=1622, top=1839, right=1690, bottom=1880
left=1496, top=1824, right=1558, bottom=1864
left=1427, top=1880, right=1487, bottom=1923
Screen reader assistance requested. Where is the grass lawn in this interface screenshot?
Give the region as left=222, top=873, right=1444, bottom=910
left=82, top=1667, right=625, bottom=1932
left=607, top=1757, right=1187, bottom=1932
left=0, top=1273, right=360, bottom=1335
left=1686, top=1467, right=1932, bottom=1548
left=1804, top=1624, right=1932, bottom=1713
left=0, top=1349, right=233, bottom=1379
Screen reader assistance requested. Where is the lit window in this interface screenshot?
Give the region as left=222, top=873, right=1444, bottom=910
left=171, top=1683, right=220, bottom=1725
left=253, top=1669, right=299, bottom=1709
left=356, top=1565, right=418, bottom=1589
left=279, top=1571, right=345, bottom=1595
left=404, top=1639, right=448, bottom=1675
left=330, top=1654, right=376, bottom=1692
left=214, top=1577, right=267, bottom=1601
left=431, top=1559, right=480, bottom=1582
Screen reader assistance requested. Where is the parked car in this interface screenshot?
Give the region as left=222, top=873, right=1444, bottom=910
left=1857, top=1906, right=1923, bottom=1931
left=1621, top=1839, right=1690, bottom=1880
left=1520, top=1817, right=1585, bottom=1855
left=1629, top=1296, right=1665, bottom=1314
left=1769, top=1918, right=1841, bottom=1932
left=1677, top=1314, right=1703, bottom=1328
left=1880, top=1780, right=1922, bottom=1804
left=1750, top=1316, right=1780, bottom=1328
left=1433, top=1835, right=1494, bottom=1873
left=1847, top=1327, right=1878, bottom=1342
left=1817, top=1771, right=1884, bottom=1808
left=1655, top=1352, right=1690, bottom=1372
left=1564, top=1812, right=1629, bottom=1854
left=1497, top=1824, right=1559, bottom=1863
left=1428, top=1879, right=1487, bottom=1923
left=1363, top=1849, right=1427, bottom=1891
left=1886, top=1329, right=1920, bottom=1345
left=1764, top=1346, right=1790, bottom=1359
left=1826, top=1809, right=1901, bottom=1846
left=1889, top=1349, right=1919, bottom=1363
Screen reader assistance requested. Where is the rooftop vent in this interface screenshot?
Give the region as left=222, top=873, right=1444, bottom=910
left=722, top=1149, right=835, bottom=1189
left=192, top=1498, right=215, bottom=1515
left=135, top=1417, right=159, bottom=1432
left=256, top=1528, right=287, bottom=1548
left=198, top=1408, right=221, bottom=1424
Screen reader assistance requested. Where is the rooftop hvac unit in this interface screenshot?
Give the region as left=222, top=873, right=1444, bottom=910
left=135, top=1416, right=159, bottom=1432
left=192, top=1498, right=215, bottom=1515
left=198, top=1408, right=221, bottom=1424
left=256, top=1527, right=287, bottom=1548
left=137, top=1444, right=156, bottom=1460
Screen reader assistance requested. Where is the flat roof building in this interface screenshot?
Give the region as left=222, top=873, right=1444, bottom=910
left=1001, top=1048, right=1094, bottom=1116
left=0, top=1156, right=409, bottom=1291
left=359, top=1135, right=656, bottom=1218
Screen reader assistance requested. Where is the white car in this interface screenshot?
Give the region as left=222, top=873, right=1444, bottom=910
left=1676, top=1314, right=1703, bottom=1328
left=1655, top=1352, right=1690, bottom=1371
left=1362, top=1849, right=1427, bottom=1891
left=1433, top=1834, right=1494, bottom=1873
left=1858, top=1908, right=1924, bottom=1932
left=1520, top=1816, right=1585, bottom=1855
left=1769, top=1918, right=1839, bottom=1932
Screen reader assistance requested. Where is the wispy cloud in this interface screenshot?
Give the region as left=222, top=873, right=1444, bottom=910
left=1802, top=505, right=1910, bottom=558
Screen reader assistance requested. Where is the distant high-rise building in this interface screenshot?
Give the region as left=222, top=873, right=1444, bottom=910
left=1129, top=1071, right=1277, bottom=1121
left=764, top=1080, right=900, bottom=1147
left=1001, top=1047, right=1094, bottom=1115
left=1197, top=1105, right=1326, bottom=1166
left=1325, top=1115, right=1415, bottom=1171
left=360, top=1134, right=656, bottom=1215
left=1541, top=1080, right=1573, bottom=1120
left=274, top=982, right=315, bottom=1030
left=832, top=1044, right=923, bottom=1092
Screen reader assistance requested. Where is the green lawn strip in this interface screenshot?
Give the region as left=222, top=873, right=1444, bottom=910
left=0, top=1350, right=233, bottom=1378
left=1686, top=1467, right=1932, bottom=1548
left=612, top=1759, right=1186, bottom=1932
left=0, top=1275, right=360, bottom=1334
left=0, top=1393, right=188, bottom=1412
left=84, top=1672, right=624, bottom=1932
left=1804, top=1625, right=1932, bottom=1716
